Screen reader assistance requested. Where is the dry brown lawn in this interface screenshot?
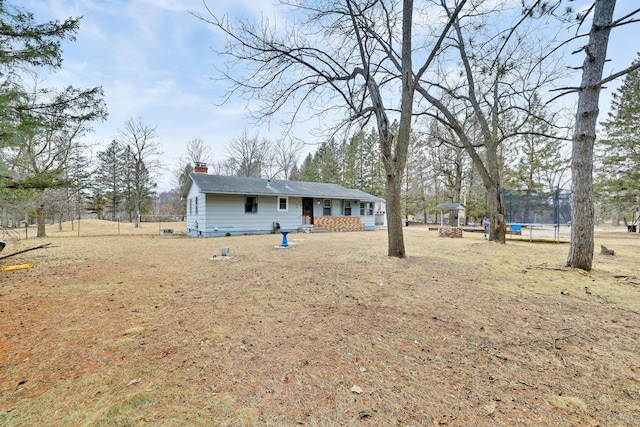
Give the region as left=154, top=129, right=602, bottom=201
left=1, top=220, right=639, bottom=426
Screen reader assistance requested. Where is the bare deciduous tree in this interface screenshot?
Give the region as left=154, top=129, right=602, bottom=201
left=195, top=0, right=465, bottom=257
left=409, top=0, right=569, bottom=242
left=186, top=137, right=214, bottom=166
left=224, top=130, right=270, bottom=178
left=174, top=137, right=215, bottom=190
left=272, top=137, right=304, bottom=180
left=115, top=117, right=163, bottom=226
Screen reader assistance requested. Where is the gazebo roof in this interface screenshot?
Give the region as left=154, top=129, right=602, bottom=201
left=434, top=203, right=465, bottom=211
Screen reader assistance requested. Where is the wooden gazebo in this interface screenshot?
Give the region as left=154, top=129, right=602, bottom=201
left=434, top=203, right=466, bottom=227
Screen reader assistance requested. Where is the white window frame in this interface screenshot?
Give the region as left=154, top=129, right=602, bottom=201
left=277, top=196, right=289, bottom=212
left=360, top=202, right=365, bottom=216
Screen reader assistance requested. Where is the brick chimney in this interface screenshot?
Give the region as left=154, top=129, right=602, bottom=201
left=194, top=162, right=208, bottom=173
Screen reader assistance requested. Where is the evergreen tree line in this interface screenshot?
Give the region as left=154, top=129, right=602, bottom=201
left=88, top=138, right=157, bottom=222
left=288, top=107, right=574, bottom=225
left=292, top=128, right=386, bottom=199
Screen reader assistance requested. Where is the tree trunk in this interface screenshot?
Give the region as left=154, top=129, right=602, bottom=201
left=385, top=172, right=406, bottom=257
left=487, top=183, right=506, bottom=243
left=567, top=0, right=616, bottom=271
left=382, top=0, right=413, bottom=258
left=37, top=204, right=46, bottom=237
left=377, top=0, right=413, bottom=258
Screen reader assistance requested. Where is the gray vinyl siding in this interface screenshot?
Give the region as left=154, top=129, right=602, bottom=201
left=194, top=194, right=302, bottom=236
left=182, top=174, right=383, bottom=235
left=358, top=201, right=376, bottom=230
left=186, top=187, right=205, bottom=235
left=313, top=200, right=324, bottom=218
left=184, top=182, right=379, bottom=236
left=359, top=209, right=376, bottom=230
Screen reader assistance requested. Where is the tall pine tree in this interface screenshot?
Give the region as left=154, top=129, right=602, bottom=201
left=596, top=54, right=640, bottom=221
left=94, top=140, right=124, bottom=220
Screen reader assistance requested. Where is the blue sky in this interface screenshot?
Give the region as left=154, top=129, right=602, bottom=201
left=26, top=0, right=640, bottom=192
left=29, top=0, right=290, bottom=191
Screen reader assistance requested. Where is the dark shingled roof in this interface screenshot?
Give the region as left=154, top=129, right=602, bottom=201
left=182, top=174, right=381, bottom=202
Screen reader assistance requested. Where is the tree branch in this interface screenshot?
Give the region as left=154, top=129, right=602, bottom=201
left=596, top=61, right=640, bottom=87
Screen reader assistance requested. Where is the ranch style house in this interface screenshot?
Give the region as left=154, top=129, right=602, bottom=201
left=181, top=165, right=384, bottom=237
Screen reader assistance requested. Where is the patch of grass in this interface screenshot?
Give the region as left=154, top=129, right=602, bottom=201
left=206, top=329, right=227, bottom=340
left=547, top=394, right=588, bottom=414
left=199, top=391, right=235, bottom=414
left=123, top=327, right=145, bottom=336
left=1, top=223, right=639, bottom=425
left=108, top=337, right=135, bottom=350
left=93, top=392, right=154, bottom=426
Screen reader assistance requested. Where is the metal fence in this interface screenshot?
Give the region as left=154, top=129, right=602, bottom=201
left=1, top=219, right=187, bottom=240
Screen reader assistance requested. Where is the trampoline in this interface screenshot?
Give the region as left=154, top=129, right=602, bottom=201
left=503, top=187, right=571, bottom=242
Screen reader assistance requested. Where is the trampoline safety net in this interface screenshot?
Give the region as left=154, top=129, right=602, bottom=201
left=503, top=188, right=572, bottom=225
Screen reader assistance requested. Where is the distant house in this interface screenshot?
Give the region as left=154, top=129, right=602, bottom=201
left=180, top=165, right=383, bottom=237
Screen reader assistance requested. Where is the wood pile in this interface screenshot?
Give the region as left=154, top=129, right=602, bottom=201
left=438, top=227, right=463, bottom=238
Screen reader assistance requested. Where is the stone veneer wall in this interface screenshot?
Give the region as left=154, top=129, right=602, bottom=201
left=314, top=216, right=365, bottom=232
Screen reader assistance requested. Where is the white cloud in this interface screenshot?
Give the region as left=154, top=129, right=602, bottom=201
left=28, top=0, right=308, bottom=176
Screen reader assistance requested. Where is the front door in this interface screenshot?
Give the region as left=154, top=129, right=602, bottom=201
left=302, top=197, right=314, bottom=225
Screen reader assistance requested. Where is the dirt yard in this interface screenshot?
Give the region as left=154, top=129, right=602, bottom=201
left=1, top=221, right=639, bottom=426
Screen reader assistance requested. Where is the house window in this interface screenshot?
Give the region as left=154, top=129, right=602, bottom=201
left=195, top=196, right=198, bottom=215
left=360, top=202, right=374, bottom=215
left=245, top=196, right=258, bottom=213
left=189, top=198, right=192, bottom=215
left=344, top=200, right=352, bottom=216
left=278, top=197, right=288, bottom=212
left=323, top=199, right=332, bottom=216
